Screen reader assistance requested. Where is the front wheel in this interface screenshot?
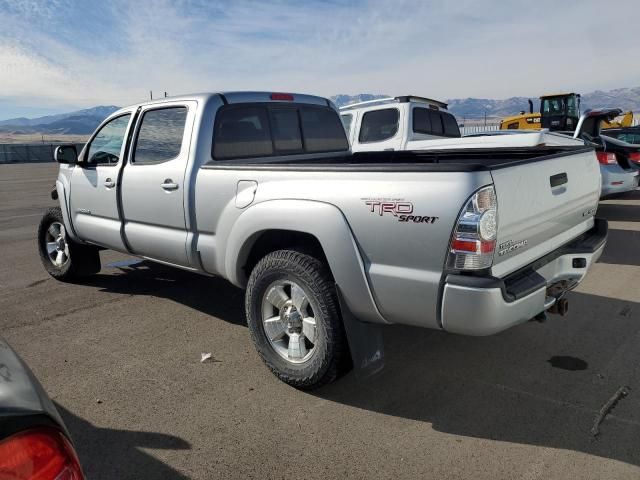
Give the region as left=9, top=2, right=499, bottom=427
left=245, top=249, right=349, bottom=390
left=37, top=207, right=101, bottom=281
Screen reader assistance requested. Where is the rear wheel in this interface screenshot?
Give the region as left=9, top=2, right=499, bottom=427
left=245, top=249, right=348, bottom=390
left=37, top=207, right=101, bottom=281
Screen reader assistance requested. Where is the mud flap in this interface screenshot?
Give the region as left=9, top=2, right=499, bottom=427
left=336, top=284, right=385, bottom=379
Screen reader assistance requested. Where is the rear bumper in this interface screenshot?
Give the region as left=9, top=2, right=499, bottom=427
left=440, top=219, right=607, bottom=336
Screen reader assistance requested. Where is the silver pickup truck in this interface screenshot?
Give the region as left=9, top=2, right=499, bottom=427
left=39, top=92, right=607, bottom=389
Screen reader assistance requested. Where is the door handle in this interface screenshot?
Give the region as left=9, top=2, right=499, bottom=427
left=104, top=178, right=115, bottom=188
left=550, top=172, right=568, bottom=188
left=161, top=179, right=179, bottom=191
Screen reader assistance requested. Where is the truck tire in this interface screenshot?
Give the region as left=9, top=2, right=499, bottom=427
left=245, top=249, right=348, bottom=390
left=37, top=207, right=101, bottom=281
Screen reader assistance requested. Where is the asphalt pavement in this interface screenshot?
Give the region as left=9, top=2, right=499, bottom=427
left=1, top=163, right=639, bottom=479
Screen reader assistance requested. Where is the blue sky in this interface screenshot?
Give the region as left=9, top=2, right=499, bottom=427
left=1, top=0, right=639, bottom=120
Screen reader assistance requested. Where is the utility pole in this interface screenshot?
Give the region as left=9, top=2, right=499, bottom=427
left=150, top=90, right=153, bottom=100
left=164, top=92, right=167, bottom=98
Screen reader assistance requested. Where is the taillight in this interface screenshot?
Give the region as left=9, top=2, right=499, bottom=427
left=596, top=151, right=617, bottom=165
left=270, top=93, right=294, bottom=101
left=628, top=152, right=640, bottom=164
left=447, top=185, right=498, bottom=270
left=0, top=428, right=84, bottom=480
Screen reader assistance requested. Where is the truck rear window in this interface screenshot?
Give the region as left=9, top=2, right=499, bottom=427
left=301, top=107, right=350, bottom=153
left=213, top=107, right=274, bottom=159
left=213, top=104, right=348, bottom=160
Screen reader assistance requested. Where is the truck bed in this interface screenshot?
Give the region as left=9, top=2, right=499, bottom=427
left=204, top=146, right=594, bottom=172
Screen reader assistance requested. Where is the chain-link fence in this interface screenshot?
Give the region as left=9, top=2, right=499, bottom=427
left=0, top=143, right=86, bottom=164
left=460, top=124, right=501, bottom=136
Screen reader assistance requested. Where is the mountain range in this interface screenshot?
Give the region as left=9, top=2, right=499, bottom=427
left=2, top=86, right=639, bottom=135
left=332, top=87, right=640, bottom=120
left=0, top=106, right=120, bottom=135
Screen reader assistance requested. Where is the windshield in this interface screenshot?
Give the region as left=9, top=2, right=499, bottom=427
left=541, top=97, right=567, bottom=116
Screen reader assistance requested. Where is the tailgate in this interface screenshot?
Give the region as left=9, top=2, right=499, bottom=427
left=490, top=148, right=601, bottom=278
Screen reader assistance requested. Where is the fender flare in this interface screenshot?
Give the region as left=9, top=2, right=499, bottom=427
left=224, top=199, right=388, bottom=325
left=55, top=178, right=81, bottom=243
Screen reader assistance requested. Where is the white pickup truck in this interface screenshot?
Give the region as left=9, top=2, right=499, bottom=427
left=40, top=91, right=606, bottom=389
left=340, top=96, right=580, bottom=151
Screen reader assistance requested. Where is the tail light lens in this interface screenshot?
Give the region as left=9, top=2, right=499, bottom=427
left=447, top=185, right=498, bottom=270
left=0, top=428, right=84, bottom=480
left=596, top=151, right=617, bottom=165
left=628, top=152, right=640, bottom=164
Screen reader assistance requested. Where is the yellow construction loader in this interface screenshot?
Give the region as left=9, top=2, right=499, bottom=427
left=500, top=93, right=633, bottom=131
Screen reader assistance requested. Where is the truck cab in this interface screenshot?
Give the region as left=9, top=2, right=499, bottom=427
left=540, top=93, right=581, bottom=131
left=339, top=96, right=461, bottom=152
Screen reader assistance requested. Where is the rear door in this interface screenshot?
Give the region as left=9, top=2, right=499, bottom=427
left=490, top=148, right=601, bottom=278
left=69, top=112, right=134, bottom=251
left=120, top=102, right=196, bottom=266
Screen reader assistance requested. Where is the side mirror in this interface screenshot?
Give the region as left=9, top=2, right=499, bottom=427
left=54, top=145, right=78, bottom=164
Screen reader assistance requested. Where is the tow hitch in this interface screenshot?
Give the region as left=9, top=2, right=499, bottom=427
left=546, top=280, right=577, bottom=316
left=548, top=297, right=569, bottom=316
left=533, top=280, right=576, bottom=322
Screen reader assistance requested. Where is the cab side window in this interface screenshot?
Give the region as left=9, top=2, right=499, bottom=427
left=86, top=114, right=131, bottom=165
left=358, top=108, right=399, bottom=143
left=133, top=107, right=188, bottom=164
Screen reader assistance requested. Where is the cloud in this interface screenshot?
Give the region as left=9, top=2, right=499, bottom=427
left=0, top=0, right=639, bottom=119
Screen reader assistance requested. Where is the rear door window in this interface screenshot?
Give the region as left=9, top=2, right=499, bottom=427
left=133, top=107, right=188, bottom=164
left=358, top=108, right=399, bottom=143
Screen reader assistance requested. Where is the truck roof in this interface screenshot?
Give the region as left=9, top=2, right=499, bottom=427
left=115, top=91, right=333, bottom=115
left=339, top=95, right=448, bottom=112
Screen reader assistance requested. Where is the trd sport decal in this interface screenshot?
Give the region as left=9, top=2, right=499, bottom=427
left=363, top=199, right=438, bottom=224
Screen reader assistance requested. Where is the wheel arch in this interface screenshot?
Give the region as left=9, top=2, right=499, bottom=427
left=55, top=177, right=81, bottom=243
left=242, top=230, right=328, bottom=281
left=224, top=199, right=388, bottom=325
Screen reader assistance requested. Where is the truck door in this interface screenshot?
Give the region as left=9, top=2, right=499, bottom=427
left=120, top=102, right=195, bottom=267
left=351, top=107, right=403, bottom=152
left=69, top=112, right=133, bottom=251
